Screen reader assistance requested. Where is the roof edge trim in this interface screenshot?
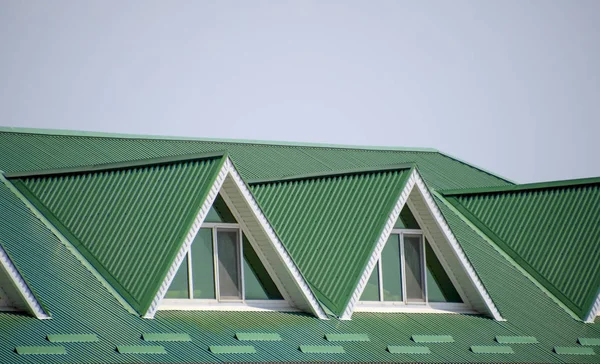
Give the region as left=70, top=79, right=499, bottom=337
left=437, top=151, right=517, bottom=185
left=441, top=176, right=600, bottom=196
left=248, top=163, right=416, bottom=185
left=0, top=126, right=440, bottom=153
left=0, top=175, right=138, bottom=316
left=4, top=151, right=227, bottom=179
left=435, top=192, right=582, bottom=321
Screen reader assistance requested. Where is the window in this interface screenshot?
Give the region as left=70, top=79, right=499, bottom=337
left=163, top=195, right=284, bottom=308
left=360, top=206, right=463, bottom=308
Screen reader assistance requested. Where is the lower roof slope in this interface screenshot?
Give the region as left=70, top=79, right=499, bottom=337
left=442, top=178, right=600, bottom=320
left=0, top=178, right=599, bottom=363
left=0, top=129, right=512, bottom=191
left=250, top=167, right=411, bottom=315
left=9, top=155, right=224, bottom=315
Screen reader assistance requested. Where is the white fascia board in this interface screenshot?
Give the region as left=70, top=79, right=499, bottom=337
left=145, top=158, right=328, bottom=320
left=223, top=159, right=328, bottom=319
left=0, top=243, right=50, bottom=319
left=340, top=171, right=416, bottom=320
left=340, top=169, right=504, bottom=321
left=411, top=172, right=503, bottom=321
left=144, top=161, right=227, bottom=318
left=585, top=292, right=600, bottom=323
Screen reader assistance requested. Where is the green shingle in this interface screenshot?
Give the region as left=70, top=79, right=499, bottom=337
left=444, top=180, right=600, bottom=319
left=251, top=168, right=411, bottom=315
left=471, top=346, right=514, bottom=354
left=47, top=334, right=99, bottom=343
left=117, top=345, right=167, bottom=354
left=142, top=333, right=192, bottom=342
left=387, top=346, right=431, bottom=354
left=299, top=345, right=345, bottom=353
left=325, top=333, right=369, bottom=342
left=235, top=333, right=282, bottom=341
left=209, top=346, right=256, bottom=354
left=15, top=346, right=66, bottom=355
left=12, top=155, right=224, bottom=315
left=496, top=336, right=538, bottom=344
left=579, top=338, right=600, bottom=346
left=412, top=335, right=454, bottom=343
left=554, top=346, right=595, bottom=355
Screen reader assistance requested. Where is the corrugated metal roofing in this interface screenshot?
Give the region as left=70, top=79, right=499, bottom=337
left=0, top=130, right=512, bottom=191
left=9, top=155, right=224, bottom=314
left=443, top=180, right=600, bottom=319
left=250, top=168, right=410, bottom=315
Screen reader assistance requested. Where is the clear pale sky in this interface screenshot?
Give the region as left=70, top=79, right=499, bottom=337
left=1, top=1, right=598, bottom=183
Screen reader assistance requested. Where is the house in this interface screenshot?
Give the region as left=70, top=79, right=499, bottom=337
left=0, top=126, right=598, bottom=363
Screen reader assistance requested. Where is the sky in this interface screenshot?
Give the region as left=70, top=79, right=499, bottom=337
left=1, top=1, right=599, bottom=183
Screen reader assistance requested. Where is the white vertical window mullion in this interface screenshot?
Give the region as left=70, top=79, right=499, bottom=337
left=400, top=233, right=407, bottom=304
left=422, top=235, right=428, bottom=303
left=378, top=259, right=384, bottom=302
left=239, top=228, right=245, bottom=303
left=187, top=253, right=193, bottom=299
left=212, top=227, right=220, bottom=301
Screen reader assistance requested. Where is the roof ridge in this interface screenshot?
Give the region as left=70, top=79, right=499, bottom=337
left=0, top=126, right=438, bottom=153
left=5, top=151, right=227, bottom=179
left=247, top=163, right=415, bottom=185
left=440, top=176, right=600, bottom=196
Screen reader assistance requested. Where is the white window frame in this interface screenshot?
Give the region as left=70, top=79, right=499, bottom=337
left=160, top=222, right=296, bottom=312
left=357, top=228, right=474, bottom=314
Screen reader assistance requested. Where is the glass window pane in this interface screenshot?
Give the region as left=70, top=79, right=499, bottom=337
left=204, top=194, right=237, bottom=223
left=382, top=234, right=403, bottom=301
left=394, top=205, right=420, bottom=229
left=360, top=262, right=380, bottom=301
left=404, top=234, right=425, bottom=303
left=243, top=236, right=283, bottom=300
left=191, top=228, right=215, bottom=299
left=217, top=229, right=241, bottom=300
left=165, top=255, right=189, bottom=299
left=426, top=241, right=462, bottom=303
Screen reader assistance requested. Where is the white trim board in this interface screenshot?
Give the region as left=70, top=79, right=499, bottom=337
left=0, top=243, right=50, bottom=319
left=585, top=292, right=600, bottom=323
left=340, top=169, right=503, bottom=321
left=145, top=158, right=327, bottom=319
left=354, top=302, right=476, bottom=315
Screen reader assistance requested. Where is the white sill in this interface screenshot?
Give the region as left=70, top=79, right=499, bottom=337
left=354, top=302, right=476, bottom=314
left=158, top=299, right=299, bottom=312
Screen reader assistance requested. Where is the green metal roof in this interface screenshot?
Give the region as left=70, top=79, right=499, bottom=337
left=250, top=168, right=411, bottom=315
left=0, top=129, right=513, bottom=191
left=9, top=154, right=225, bottom=315
left=443, top=179, right=600, bottom=319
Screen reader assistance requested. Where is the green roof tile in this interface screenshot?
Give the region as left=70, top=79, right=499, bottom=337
left=554, top=346, right=595, bottom=355
left=445, top=182, right=600, bottom=319
left=471, top=345, right=514, bottom=354
left=325, top=333, right=369, bottom=342
left=579, top=338, right=600, bottom=346
left=412, top=335, right=454, bottom=343
left=235, top=333, right=282, bottom=341
left=142, top=333, right=192, bottom=342
left=117, top=345, right=167, bottom=354
left=387, top=346, right=431, bottom=354
left=15, top=346, right=67, bottom=355
left=209, top=346, right=256, bottom=354
left=12, top=155, right=224, bottom=314
left=495, top=336, right=538, bottom=344
left=299, top=345, right=345, bottom=353
left=47, top=334, right=99, bottom=343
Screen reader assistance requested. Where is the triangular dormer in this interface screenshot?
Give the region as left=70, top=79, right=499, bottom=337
left=341, top=168, right=503, bottom=320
